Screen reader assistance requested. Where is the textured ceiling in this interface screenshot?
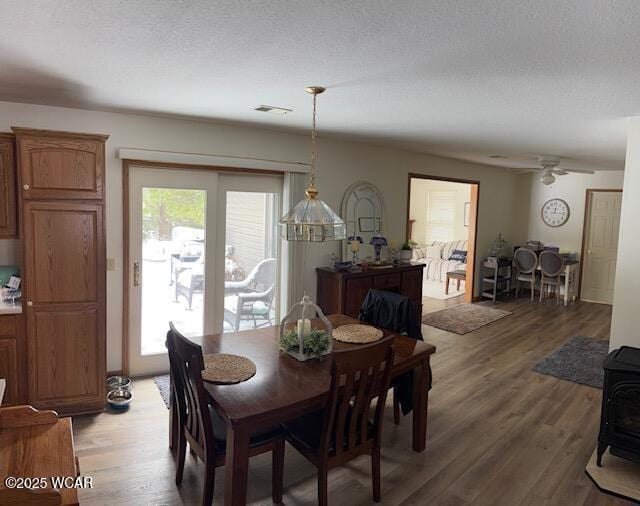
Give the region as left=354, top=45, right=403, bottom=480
left=1, top=0, right=639, bottom=170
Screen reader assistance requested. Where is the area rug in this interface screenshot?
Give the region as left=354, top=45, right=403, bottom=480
left=586, top=447, right=640, bottom=502
left=153, top=374, right=170, bottom=409
left=533, top=336, right=609, bottom=388
left=422, top=303, right=511, bottom=335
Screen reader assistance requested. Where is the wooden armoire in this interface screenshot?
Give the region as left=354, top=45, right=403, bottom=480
left=13, top=127, right=109, bottom=415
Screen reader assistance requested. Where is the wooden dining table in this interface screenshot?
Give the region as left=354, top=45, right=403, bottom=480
left=168, top=314, right=436, bottom=506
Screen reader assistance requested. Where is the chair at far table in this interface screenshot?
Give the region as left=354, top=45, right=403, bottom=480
left=282, top=338, right=395, bottom=505
left=167, top=323, right=285, bottom=506
left=539, top=250, right=565, bottom=303
left=514, top=247, right=539, bottom=301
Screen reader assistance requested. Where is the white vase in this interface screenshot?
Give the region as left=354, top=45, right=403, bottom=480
left=400, top=249, right=413, bottom=262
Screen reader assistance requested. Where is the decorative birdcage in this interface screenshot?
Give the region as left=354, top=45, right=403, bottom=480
left=279, top=295, right=333, bottom=361
left=488, top=233, right=511, bottom=259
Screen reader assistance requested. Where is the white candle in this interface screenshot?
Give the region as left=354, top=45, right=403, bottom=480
left=351, top=240, right=360, bottom=253
left=297, top=318, right=311, bottom=338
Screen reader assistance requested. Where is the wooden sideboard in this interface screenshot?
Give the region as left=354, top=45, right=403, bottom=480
left=316, top=263, right=425, bottom=322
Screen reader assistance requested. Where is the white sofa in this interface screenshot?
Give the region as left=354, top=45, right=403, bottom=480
left=411, top=239, right=468, bottom=283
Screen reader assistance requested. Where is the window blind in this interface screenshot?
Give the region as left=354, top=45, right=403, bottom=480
left=426, top=191, right=457, bottom=243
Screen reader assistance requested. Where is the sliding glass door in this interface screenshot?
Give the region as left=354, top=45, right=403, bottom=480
left=217, top=173, right=282, bottom=333
left=128, top=166, right=282, bottom=376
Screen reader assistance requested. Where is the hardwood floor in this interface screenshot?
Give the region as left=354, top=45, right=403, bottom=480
left=422, top=294, right=465, bottom=314
left=73, top=297, right=629, bottom=505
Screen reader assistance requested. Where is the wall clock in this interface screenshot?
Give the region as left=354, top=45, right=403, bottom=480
left=541, top=198, right=570, bottom=227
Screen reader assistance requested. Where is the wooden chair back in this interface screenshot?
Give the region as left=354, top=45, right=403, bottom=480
left=514, top=247, right=539, bottom=274
left=359, top=288, right=422, bottom=340
left=167, top=322, right=216, bottom=459
left=320, top=338, right=395, bottom=458
left=539, top=250, right=564, bottom=277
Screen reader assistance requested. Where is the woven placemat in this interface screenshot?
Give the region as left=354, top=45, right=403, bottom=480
left=333, top=324, right=384, bottom=344
left=202, top=354, right=256, bottom=384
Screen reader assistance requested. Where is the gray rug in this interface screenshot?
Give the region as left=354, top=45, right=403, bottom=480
left=154, top=374, right=170, bottom=409
left=422, top=303, right=512, bottom=335
left=533, top=336, right=609, bottom=388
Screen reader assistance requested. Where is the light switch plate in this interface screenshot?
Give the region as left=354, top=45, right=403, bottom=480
left=107, top=258, right=116, bottom=271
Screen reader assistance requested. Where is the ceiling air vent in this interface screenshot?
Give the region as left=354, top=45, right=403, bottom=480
left=254, top=105, right=292, bottom=115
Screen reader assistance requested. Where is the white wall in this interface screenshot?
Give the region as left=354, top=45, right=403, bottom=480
left=0, top=240, right=19, bottom=267
left=516, top=170, right=624, bottom=256
left=225, top=192, right=268, bottom=275
left=409, top=178, right=471, bottom=245
left=0, top=100, right=521, bottom=372
left=610, top=118, right=640, bottom=350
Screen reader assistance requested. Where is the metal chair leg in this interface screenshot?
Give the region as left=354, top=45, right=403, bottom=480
left=539, top=274, right=544, bottom=302
left=530, top=275, right=535, bottom=301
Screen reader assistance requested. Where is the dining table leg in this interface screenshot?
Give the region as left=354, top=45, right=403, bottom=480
left=224, top=422, right=251, bottom=506
left=412, top=357, right=430, bottom=452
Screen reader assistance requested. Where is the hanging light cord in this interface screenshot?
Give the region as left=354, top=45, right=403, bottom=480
left=309, top=92, right=317, bottom=189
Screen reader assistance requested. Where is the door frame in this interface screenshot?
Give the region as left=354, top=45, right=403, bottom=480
left=406, top=173, right=480, bottom=303
left=578, top=188, right=623, bottom=301
left=121, top=159, right=284, bottom=376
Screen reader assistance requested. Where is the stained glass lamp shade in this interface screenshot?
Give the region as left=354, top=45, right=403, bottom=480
left=280, top=86, right=346, bottom=242
left=280, top=187, right=346, bottom=242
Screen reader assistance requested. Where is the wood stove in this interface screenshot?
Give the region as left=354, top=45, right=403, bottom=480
left=597, top=346, right=640, bottom=466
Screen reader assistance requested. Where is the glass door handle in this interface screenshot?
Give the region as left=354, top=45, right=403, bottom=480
left=133, top=261, right=140, bottom=287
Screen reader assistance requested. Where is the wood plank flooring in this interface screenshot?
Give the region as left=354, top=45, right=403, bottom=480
left=73, top=297, right=629, bottom=505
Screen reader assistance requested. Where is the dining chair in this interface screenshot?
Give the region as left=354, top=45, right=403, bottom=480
left=359, top=289, right=426, bottom=425
left=282, top=338, right=395, bottom=505
left=513, top=248, right=539, bottom=301
left=538, top=250, right=565, bottom=303
left=166, top=323, right=285, bottom=506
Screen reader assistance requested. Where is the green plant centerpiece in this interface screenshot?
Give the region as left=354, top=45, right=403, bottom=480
left=279, top=295, right=333, bottom=361
left=400, top=240, right=416, bottom=262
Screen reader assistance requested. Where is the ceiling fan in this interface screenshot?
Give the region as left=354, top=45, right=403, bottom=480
left=513, top=155, right=596, bottom=185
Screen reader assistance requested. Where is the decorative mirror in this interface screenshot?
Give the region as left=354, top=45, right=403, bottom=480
left=340, top=181, right=385, bottom=261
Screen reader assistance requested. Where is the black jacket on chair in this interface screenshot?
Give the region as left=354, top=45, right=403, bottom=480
left=358, top=289, right=429, bottom=415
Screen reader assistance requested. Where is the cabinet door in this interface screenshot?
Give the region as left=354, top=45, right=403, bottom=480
left=23, top=201, right=105, bottom=414
left=401, top=268, right=423, bottom=307
left=0, top=338, right=18, bottom=406
left=344, top=277, right=373, bottom=318
left=0, top=137, right=17, bottom=238
left=17, top=134, right=105, bottom=200
left=24, top=202, right=102, bottom=303
left=27, top=305, right=102, bottom=412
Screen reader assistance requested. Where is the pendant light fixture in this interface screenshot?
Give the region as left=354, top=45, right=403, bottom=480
left=280, top=86, right=347, bottom=242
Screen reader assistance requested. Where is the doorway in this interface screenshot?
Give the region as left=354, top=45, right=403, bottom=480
left=580, top=189, right=622, bottom=304
left=126, top=164, right=282, bottom=376
left=407, top=174, right=479, bottom=306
